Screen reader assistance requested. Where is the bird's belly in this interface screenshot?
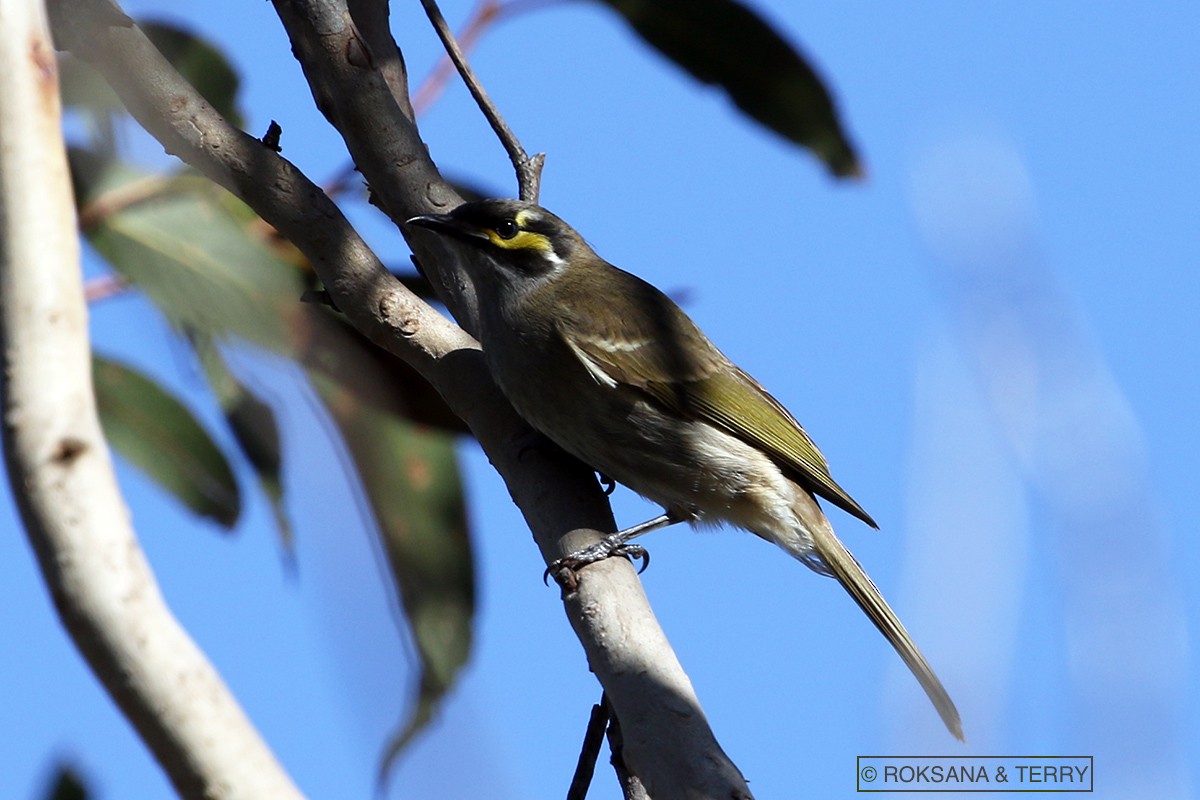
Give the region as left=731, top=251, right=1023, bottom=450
left=513, top=387, right=798, bottom=538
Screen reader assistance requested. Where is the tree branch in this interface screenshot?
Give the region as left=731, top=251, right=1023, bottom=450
left=0, top=4, right=303, bottom=799
left=52, top=0, right=754, bottom=795
left=345, top=0, right=415, bottom=121
left=608, top=704, right=653, bottom=800
left=411, top=0, right=501, bottom=117
left=418, top=0, right=544, bottom=202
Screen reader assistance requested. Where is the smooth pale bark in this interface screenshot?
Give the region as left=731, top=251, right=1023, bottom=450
left=0, top=2, right=303, bottom=797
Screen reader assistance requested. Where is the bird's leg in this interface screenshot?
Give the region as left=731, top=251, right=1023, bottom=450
left=544, top=511, right=684, bottom=583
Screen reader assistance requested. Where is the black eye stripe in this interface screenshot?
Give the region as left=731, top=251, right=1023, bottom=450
left=495, top=220, right=518, bottom=239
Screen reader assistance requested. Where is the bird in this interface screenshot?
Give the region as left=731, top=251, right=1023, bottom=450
left=406, top=198, right=963, bottom=740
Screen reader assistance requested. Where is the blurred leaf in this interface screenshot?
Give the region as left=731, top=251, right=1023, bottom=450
left=72, top=149, right=468, bottom=437
left=58, top=54, right=122, bottom=112
left=61, top=54, right=479, bottom=773
left=72, top=149, right=304, bottom=353
left=57, top=16, right=243, bottom=151
left=58, top=55, right=122, bottom=154
left=191, top=334, right=292, bottom=552
left=597, top=0, right=861, bottom=177
left=141, top=20, right=244, bottom=128
left=313, top=376, right=474, bottom=777
left=94, top=355, right=241, bottom=529
left=307, top=315, right=470, bottom=435
left=41, top=764, right=88, bottom=800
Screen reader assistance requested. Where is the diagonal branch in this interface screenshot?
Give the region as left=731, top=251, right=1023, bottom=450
left=418, top=0, right=544, bottom=202
left=53, top=0, right=754, bottom=795
left=411, top=0, right=503, bottom=117
left=0, top=3, right=302, bottom=799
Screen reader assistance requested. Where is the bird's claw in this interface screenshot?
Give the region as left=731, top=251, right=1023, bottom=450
left=543, top=539, right=650, bottom=586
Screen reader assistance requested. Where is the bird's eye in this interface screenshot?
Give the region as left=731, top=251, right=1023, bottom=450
left=495, top=220, right=519, bottom=240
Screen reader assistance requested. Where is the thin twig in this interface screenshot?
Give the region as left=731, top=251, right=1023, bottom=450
left=413, top=0, right=561, bottom=115
left=325, top=0, right=554, bottom=201
left=606, top=707, right=651, bottom=800
left=566, top=694, right=611, bottom=800
left=322, top=160, right=362, bottom=201
left=76, top=173, right=173, bottom=229
left=418, top=0, right=544, bottom=202
left=411, top=0, right=501, bottom=117
left=84, top=274, right=130, bottom=303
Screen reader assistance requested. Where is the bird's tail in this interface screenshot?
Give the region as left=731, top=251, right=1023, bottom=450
left=788, top=493, right=964, bottom=741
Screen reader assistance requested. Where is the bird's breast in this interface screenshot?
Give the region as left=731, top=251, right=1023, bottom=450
left=489, top=349, right=795, bottom=536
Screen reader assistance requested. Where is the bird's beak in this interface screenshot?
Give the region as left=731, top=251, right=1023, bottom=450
left=405, top=213, right=487, bottom=243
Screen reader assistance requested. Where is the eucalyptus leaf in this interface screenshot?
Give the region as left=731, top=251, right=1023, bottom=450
left=191, top=334, right=292, bottom=552
left=72, top=150, right=305, bottom=353
left=94, top=355, right=240, bottom=529
left=313, top=376, right=474, bottom=777
left=141, top=20, right=244, bottom=128
left=58, top=54, right=122, bottom=153
left=598, top=0, right=861, bottom=177
left=302, top=314, right=469, bottom=435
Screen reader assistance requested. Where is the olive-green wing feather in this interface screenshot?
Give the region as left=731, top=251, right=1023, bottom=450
left=682, top=366, right=876, bottom=526
left=559, top=268, right=876, bottom=527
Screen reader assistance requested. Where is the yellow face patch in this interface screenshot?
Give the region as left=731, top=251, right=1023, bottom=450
left=484, top=228, right=553, bottom=252
left=483, top=210, right=555, bottom=255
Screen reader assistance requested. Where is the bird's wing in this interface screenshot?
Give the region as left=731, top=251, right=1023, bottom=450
left=682, top=365, right=876, bottom=527
left=559, top=274, right=876, bottom=527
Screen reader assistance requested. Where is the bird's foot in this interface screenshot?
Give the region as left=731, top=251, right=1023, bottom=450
left=543, top=534, right=650, bottom=586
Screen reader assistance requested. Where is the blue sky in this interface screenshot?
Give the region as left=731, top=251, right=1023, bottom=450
left=2, top=1, right=1196, bottom=798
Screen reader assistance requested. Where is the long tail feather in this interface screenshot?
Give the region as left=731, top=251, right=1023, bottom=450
left=785, top=490, right=964, bottom=740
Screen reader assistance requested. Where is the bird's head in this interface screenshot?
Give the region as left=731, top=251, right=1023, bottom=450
left=406, top=199, right=586, bottom=283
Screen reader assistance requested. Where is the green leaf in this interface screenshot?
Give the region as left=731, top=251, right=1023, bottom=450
left=94, top=355, right=240, bottom=529
left=72, top=149, right=469, bottom=437
left=72, top=150, right=304, bottom=353
left=312, top=376, right=474, bottom=779
left=597, top=0, right=861, bottom=177
left=58, top=17, right=243, bottom=152
left=141, top=20, right=244, bottom=129
left=58, top=54, right=123, bottom=150
left=58, top=54, right=120, bottom=112
left=191, top=333, right=292, bottom=553
left=304, top=314, right=469, bottom=435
